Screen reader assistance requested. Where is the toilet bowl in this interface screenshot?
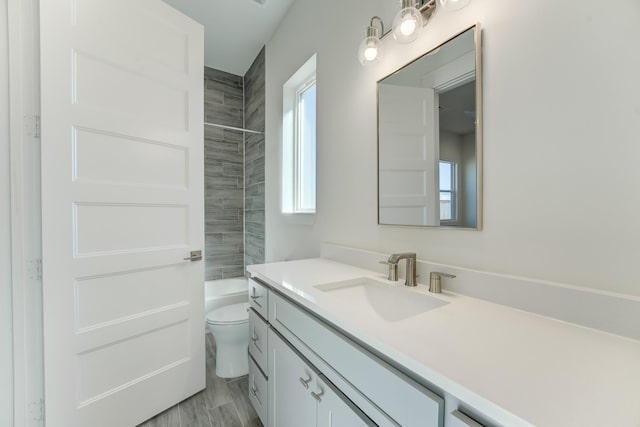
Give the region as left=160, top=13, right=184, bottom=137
left=206, top=302, right=250, bottom=378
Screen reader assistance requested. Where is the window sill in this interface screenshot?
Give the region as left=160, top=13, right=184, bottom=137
left=282, top=212, right=316, bottom=226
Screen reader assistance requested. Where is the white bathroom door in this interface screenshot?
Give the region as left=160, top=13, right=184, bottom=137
left=378, top=84, right=439, bottom=226
left=40, top=1, right=204, bottom=426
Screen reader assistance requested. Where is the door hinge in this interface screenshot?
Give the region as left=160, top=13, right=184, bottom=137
left=28, top=398, right=44, bottom=423
left=26, top=258, right=42, bottom=281
left=24, top=114, right=41, bottom=138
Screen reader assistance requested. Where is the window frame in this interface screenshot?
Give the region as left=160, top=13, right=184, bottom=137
left=281, top=54, right=317, bottom=217
left=439, top=160, right=458, bottom=225
left=293, top=76, right=317, bottom=214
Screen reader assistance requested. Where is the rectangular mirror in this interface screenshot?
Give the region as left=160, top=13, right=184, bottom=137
left=378, top=25, right=482, bottom=229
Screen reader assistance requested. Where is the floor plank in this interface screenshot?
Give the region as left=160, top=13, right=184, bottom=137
left=208, top=402, right=243, bottom=427
left=139, top=332, right=263, bottom=427
left=137, top=404, right=181, bottom=427
left=227, top=376, right=262, bottom=427
left=179, top=391, right=213, bottom=427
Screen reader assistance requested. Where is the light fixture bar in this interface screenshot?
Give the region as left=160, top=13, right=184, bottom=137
left=418, top=0, right=437, bottom=18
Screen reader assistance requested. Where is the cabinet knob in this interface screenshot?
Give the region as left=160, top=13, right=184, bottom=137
left=250, top=386, right=258, bottom=397
left=310, top=389, right=324, bottom=403
left=298, top=375, right=312, bottom=389
left=251, top=334, right=259, bottom=343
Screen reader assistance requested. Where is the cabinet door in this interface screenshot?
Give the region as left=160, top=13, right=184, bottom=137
left=249, top=308, right=269, bottom=374
left=269, top=330, right=317, bottom=427
left=316, top=376, right=376, bottom=427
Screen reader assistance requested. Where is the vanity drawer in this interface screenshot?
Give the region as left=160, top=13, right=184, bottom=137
left=248, top=278, right=269, bottom=319
left=248, top=355, right=268, bottom=426
left=270, top=292, right=444, bottom=427
left=248, top=308, right=269, bottom=375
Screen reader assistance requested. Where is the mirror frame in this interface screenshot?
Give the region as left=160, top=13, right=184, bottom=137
left=377, top=23, right=483, bottom=230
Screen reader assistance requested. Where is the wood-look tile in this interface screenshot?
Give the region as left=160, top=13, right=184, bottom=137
left=179, top=391, right=213, bottom=427
left=245, top=222, right=265, bottom=239
left=205, top=266, right=223, bottom=281
left=244, top=183, right=264, bottom=198
left=207, top=402, right=243, bottom=427
left=204, top=253, right=244, bottom=268
left=137, top=404, right=180, bottom=427
left=222, top=266, right=246, bottom=278
left=227, top=376, right=262, bottom=427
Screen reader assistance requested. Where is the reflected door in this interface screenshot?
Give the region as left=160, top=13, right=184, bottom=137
left=40, top=0, right=204, bottom=425
left=378, top=84, right=439, bottom=226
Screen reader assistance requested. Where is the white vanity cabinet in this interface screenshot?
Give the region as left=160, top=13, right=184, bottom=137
left=268, top=289, right=444, bottom=427
left=247, top=278, right=270, bottom=426
left=269, top=329, right=374, bottom=427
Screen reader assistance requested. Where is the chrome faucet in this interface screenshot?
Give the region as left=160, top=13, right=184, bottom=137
left=429, top=271, right=456, bottom=293
left=386, top=253, right=417, bottom=287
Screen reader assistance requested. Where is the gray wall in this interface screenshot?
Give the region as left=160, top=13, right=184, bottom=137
left=204, top=67, right=245, bottom=280
left=244, top=48, right=266, bottom=267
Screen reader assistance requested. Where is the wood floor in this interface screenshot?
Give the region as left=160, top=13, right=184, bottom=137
left=138, top=333, right=262, bottom=427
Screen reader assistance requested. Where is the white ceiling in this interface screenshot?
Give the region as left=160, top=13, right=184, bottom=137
left=162, top=0, right=295, bottom=76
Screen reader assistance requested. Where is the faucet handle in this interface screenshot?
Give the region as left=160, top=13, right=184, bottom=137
left=430, top=272, right=456, bottom=279
left=378, top=260, right=399, bottom=281
left=429, top=271, right=456, bottom=293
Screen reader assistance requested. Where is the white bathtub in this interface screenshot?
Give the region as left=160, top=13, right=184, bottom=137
left=204, top=277, right=249, bottom=319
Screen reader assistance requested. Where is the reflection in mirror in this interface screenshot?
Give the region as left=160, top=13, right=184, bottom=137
left=378, top=26, right=481, bottom=229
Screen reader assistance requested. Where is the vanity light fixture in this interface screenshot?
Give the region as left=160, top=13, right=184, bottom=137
left=358, top=0, right=472, bottom=65
left=392, top=0, right=424, bottom=43
left=438, top=0, right=472, bottom=11
left=358, top=16, right=384, bottom=66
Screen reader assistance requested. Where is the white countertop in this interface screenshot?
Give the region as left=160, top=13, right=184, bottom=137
left=247, top=258, right=640, bottom=427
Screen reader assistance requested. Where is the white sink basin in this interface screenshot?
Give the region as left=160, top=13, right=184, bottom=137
left=314, top=277, right=448, bottom=322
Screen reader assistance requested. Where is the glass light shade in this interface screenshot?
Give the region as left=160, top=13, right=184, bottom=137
left=392, top=6, right=423, bottom=44
left=358, top=36, right=383, bottom=65
left=438, top=0, right=472, bottom=11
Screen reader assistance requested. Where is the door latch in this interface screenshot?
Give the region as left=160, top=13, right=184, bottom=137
left=184, top=250, right=203, bottom=261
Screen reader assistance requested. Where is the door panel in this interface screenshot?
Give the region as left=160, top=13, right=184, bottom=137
left=378, top=84, right=438, bottom=226
left=317, top=376, right=375, bottom=427
left=269, top=330, right=317, bottom=427
left=40, top=0, right=204, bottom=425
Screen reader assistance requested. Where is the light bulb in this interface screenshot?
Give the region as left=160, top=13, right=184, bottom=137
left=358, top=34, right=383, bottom=65
left=400, top=17, right=416, bottom=36
left=364, top=46, right=378, bottom=61
left=392, top=6, right=423, bottom=44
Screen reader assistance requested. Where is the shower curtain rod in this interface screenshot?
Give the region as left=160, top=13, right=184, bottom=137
left=204, top=122, right=264, bottom=135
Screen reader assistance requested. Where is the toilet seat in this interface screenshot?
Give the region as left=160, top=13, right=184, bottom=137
left=206, top=302, right=249, bottom=326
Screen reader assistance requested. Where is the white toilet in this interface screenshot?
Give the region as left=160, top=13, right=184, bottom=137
left=206, top=302, right=250, bottom=378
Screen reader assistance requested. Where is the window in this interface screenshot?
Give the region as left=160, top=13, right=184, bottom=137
left=439, top=160, right=457, bottom=222
left=282, top=55, right=317, bottom=214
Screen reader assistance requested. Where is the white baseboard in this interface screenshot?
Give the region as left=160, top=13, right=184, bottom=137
left=321, top=243, right=640, bottom=341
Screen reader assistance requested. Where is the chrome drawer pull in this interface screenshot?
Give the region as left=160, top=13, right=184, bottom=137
left=310, top=389, right=324, bottom=402
left=299, top=375, right=312, bottom=389
left=250, top=386, right=258, bottom=397
left=251, top=334, right=259, bottom=344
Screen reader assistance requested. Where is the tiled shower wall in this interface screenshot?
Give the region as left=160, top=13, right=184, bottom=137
left=203, top=48, right=265, bottom=280
left=244, top=48, right=266, bottom=267
left=204, top=67, right=245, bottom=280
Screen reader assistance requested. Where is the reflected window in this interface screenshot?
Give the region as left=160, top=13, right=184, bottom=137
left=439, top=161, right=457, bottom=222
